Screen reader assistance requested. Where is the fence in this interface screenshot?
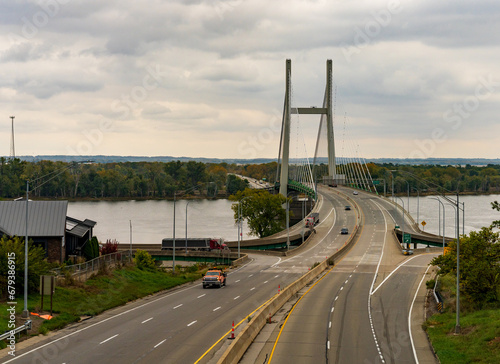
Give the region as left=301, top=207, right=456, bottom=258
left=51, top=252, right=132, bottom=282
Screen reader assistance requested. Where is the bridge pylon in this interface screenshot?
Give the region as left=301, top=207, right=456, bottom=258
left=277, top=59, right=336, bottom=197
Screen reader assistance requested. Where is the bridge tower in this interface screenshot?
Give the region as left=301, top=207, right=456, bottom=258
left=278, top=60, right=336, bottom=196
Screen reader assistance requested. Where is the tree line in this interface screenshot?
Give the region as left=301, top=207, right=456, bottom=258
left=1, top=157, right=499, bottom=199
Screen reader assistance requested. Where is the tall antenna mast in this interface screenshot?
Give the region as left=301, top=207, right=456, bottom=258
left=10, top=116, right=15, bottom=159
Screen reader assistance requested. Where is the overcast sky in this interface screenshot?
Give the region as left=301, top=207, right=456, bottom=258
left=1, top=0, right=499, bottom=160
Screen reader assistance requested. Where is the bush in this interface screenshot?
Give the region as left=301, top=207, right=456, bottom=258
left=100, top=239, right=119, bottom=255
left=83, top=237, right=100, bottom=260
left=134, top=250, right=156, bottom=271
left=426, top=279, right=436, bottom=289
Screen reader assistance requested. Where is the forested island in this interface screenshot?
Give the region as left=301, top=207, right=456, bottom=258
left=0, top=157, right=499, bottom=199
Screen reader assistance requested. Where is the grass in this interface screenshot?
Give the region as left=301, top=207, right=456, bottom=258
left=426, top=309, right=500, bottom=363
left=426, top=273, right=500, bottom=363
left=0, top=264, right=207, bottom=347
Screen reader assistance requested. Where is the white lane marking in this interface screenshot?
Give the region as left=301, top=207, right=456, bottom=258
left=271, top=257, right=282, bottom=267
left=249, top=274, right=254, bottom=277
left=329, top=321, right=332, bottom=328
left=234, top=296, right=240, bottom=300
left=264, top=281, right=268, bottom=284
left=187, top=321, right=197, bottom=327
left=335, top=296, right=338, bottom=301
left=340, top=286, right=343, bottom=291
left=99, top=334, right=118, bottom=345
left=141, top=317, right=153, bottom=324
left=345, top=280, right=349, bottom=284
left=0, top=257, right=254, bottom=364
left=369, top=200, right=388, bottom=295
left=250, top=287, right=255, bottom=291
left=371, top=255, right=423, bottom=295
left=173, top=304, right=183, bottom=309
left=154, top=339, right=166, bottom=348
left=327, top=340, right=330, bottom=350
left=274, top=275, right=279, bottom=278
left=197, top=294, right=205, bottom=298
left=235, top=280, right=240, bottom=283
left=331, top=307, right=334, bottom=313
left=213, top=306, right=221, bottom=311
left=410, top=265, right=432, bottom=364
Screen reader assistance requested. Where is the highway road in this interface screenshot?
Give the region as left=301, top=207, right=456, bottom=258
left=247, top=188, right=438, bottom=364
left=1, top=188, right=357, bottom=364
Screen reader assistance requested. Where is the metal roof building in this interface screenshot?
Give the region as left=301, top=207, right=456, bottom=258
left=0, top=201, right=68, bottom=237
left=0, top=201, right=96, bottom=262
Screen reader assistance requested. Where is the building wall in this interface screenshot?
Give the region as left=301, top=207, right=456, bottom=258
left=47, top=237, right=64, bottom=263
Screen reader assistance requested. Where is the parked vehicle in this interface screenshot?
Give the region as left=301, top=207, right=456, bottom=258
left=202, top=268, right=227, bottom=288
left=305, top=213, right=320, bottom=228
left=161, top=238, right=227, bottom=251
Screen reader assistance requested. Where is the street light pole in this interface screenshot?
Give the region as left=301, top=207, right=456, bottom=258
left=412, top=187, right=420, bottom=230
left=185, top=201, right=190, bottom=254
left=394, top=196, right=406, bottom=249
left=173, top=191, right=176, bottom=273
left=237, top=195, right=252, bottom=259
left=406, top=180, right=410, bottom=217
left=428, top=197, right=445, bottom=254
left=390, top=170, right=397, bottom=202
left=23, top=180, right=29, bottom=318
left=129, top=220, right=132, bottom=262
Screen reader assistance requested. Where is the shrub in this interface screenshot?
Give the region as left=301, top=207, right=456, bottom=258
left=134, top=250, right=156, bottom=271
left=82, top=237, right=100, bottom=260
left=100, top=239, right=119, bottom=255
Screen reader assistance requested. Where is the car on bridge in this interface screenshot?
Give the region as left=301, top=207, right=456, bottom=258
left=345, top=205, right=351, bottom=210
left=353, top=191, right=358, bottom=195
left=341, top=227, right=349, bottom=235
left=202, top=268, right=227, bottom=288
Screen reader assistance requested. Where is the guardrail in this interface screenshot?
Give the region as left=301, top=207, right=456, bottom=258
left=433, top=275, right=444, bottom=312
left=216, top=187, right=363, bottom=364
left=51, top=252, right=132, bottom=281
left=0, top=320, right=32, bottom=342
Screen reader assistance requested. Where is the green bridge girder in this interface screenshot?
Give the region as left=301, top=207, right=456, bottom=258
left=274, top=180, right=317, bottom=200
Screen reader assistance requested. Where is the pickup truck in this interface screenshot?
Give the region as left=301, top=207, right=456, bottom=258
left=202, top=268, right=227, bottom=288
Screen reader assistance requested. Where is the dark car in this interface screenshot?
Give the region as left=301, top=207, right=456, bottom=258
left=341, top=227, right=349, bottom=234
left=345, top=205, right=351, bottom=211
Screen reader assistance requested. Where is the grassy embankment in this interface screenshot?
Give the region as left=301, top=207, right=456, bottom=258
left=0, top=263, right=207, bottom=348
left=425, top=274, right=500, bottom=363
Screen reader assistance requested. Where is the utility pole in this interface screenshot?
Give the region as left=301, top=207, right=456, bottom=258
left=10, top=116, right=15, bottom=159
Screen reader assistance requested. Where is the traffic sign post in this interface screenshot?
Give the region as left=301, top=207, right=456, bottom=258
left=404, top=233, right=411, bottom=248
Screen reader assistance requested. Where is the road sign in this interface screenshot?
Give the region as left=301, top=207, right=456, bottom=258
left=421, top=220, right=427, bottom=227
left=403, top=233, right=411, bottom=244
left=373, top=180, right=380, bottom=185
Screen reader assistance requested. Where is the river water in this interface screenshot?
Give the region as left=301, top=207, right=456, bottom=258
left=66, top=194, right=500, bottom=244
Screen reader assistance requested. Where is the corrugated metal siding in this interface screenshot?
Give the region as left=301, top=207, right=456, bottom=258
left=0, top=201, right=68, bottom=237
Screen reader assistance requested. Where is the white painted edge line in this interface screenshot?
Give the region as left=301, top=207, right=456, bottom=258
left=187, top=320, right=197, bottom=327
left=197, top=294, right=206, bottom=298
left=141, top=317, right=153, bottom=324
left=213, top=307, right=221, bottom=311
left=409, top=265, right=432, bottom=364
left=368, top=200, right=388, bottom=296
left=234, top=296, right=240, bottom=300
left=99, top=334, right=118, bottom=345
left=371, top=255, right=422, bottom=295
left=154, top=339, right=166, bottom=348
left=173, top=304, right=183, bottom=309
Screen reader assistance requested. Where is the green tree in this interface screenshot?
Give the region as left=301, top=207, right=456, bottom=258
left=227, top=174, right=249, bottom=195
left=82, top=237, right=100, bottom=260
left=230, top=189, right=288, bottom=238
left=0, top=236, right=50, bottom=297
left=430, top=203, right=500, bottom=308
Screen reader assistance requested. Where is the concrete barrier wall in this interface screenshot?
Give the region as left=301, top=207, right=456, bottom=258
left=216, top=189, right=363, bottom=364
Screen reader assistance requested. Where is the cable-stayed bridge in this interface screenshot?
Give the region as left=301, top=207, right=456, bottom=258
left=274, top=59, right=376, bottom=201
